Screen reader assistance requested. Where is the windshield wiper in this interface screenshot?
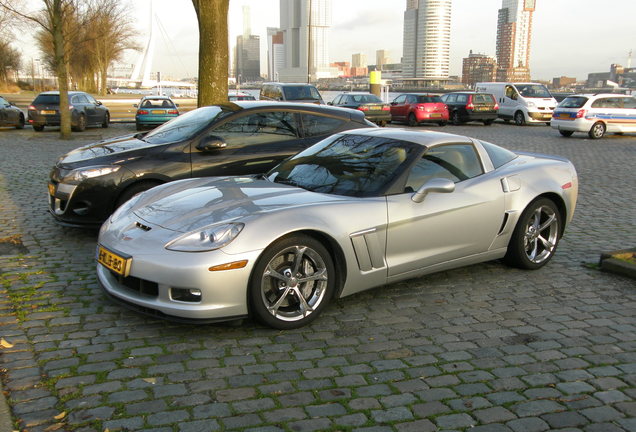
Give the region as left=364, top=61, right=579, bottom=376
left=274, top=177, right=305, bottom=189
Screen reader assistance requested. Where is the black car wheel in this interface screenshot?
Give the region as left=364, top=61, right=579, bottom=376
left=504, top=198, right=561, bottom=270
left=73, top=113, right=86, bottom=132
left=250, top=234, right=335, bottom=329
left=33, top=124, right=44, bottom=132
left=16, top=114, right=25, bottom=129
left=588, top=122, right=606, bottom=139
left=407, top=113, right=418, bottom=127
left=438, top=121, right=447, bottom=127
left=102, top=112, right=110, bottom=128
left=451, top=111, right=461, bottom=125
left=514, top=111, right=526, bottom=126
left=559, top=130, right=574, bottom=137
left=483, top=120, right=493, bottom=126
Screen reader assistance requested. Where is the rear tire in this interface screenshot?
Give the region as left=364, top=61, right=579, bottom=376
left=438, top=121, right=447, bottom=127
left=33, top=124, right=44, bottom=132
left=504, top=198, right=561, bottom=270
left=514, top=111, right=526, bottom=126
left=73, top=113, right=86, bottom=132
left=559, top=130, right=574, bottom=137
left=407, top=113, right=418, bottom=127
left=451, top=111, right=461, bottom=125
left=588, top=122, right=606, bottom=139
left=483, top=120, right=493, bottom=126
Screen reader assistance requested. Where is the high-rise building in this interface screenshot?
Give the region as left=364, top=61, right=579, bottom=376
left=267, top=28, right=285, bottom=81
left=402, top=0, right=452, bottom=82
left=352, top=53, right=367, bottom=68
left=235, top=6, right=261, bottom=82
left=376, top=50, right=390, bottom=70
left=496, top=0, right=535, bottom=82
left=462, top=51, right=497, bottom=86
left=278, top=0, right=336, bottom=82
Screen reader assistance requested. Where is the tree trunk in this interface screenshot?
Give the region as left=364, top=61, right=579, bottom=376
left=52, top=0, right=71, bottom=138
left=192, top=0, right=229, bottom=107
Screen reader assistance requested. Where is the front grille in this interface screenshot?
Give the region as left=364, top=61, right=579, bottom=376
left=115, top=273, right=159, bottom=297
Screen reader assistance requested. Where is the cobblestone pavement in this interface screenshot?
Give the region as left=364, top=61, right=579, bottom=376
left=0, top=123, right=635, bottom=432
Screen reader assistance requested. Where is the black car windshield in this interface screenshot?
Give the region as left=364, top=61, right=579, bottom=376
left=282, top=86, right=321, bottom=101
left=515, top=84, right=552, bottom=98
left=143, top=106, right=231, bottom=144
left=267, top=134, right=416, bottom=197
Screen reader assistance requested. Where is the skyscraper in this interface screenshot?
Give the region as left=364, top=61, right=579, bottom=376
left=267, top=28, right=285, bottom=81
left=462, top=51, right=497, bottom=86
left=278, top=0, right=335, bottom=82
left=402, top=0, right=452, bottom=83
left=235, top=6, right=261, bottom=82
left=496, top=0, right=535, bottom=81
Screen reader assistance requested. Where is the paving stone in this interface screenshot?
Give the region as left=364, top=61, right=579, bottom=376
left=580, top=406, right=624, bottom=422
left=541, top=411, right=589, bottom=428
left=507, top=417, right=550, bottom=432
left=474, top=406, right=517, bottom=424
left=435, top=413, right=476, bottom=429
left=512, top=400, right=565, bottom=417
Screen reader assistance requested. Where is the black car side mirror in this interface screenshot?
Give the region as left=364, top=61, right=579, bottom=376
left=96, top=101, right=103, bottom=105
left=411, top=178, right=455, bottom=203
left=196, top=136, right=227, bottom=152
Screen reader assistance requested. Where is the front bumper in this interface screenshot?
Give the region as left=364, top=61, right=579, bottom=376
left=528, top=111, right=554, bottom=122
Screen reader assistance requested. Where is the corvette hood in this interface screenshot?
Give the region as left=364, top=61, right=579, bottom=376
left=131, top=176, right=348, bottom=233
left=57, top=134, right=158, bottom=166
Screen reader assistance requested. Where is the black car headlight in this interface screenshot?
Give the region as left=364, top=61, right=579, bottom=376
left=63, top=165, right=121, bottom=183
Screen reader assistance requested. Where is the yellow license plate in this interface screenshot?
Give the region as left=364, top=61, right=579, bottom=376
left=430, top=113, right=441, bottom=118
left=48, top=183, right=55, bottom=195
left=97, top=245, right=132, bottom=277
left=152, top=110, right=166, bottom=114
left=41, top=110, right=56, bottom=115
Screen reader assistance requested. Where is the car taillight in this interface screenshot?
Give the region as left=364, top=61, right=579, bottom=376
left=357, top=106, right=369, bottom=111
left=466, top=103, right=474, bottom=110
left=167, top=109, right=178, bottom=115
left=494, top=103, right=499, bottom=110
left=137, top=109, right=149, bottom=115
left=68, top=105, right=74, bottom=110
left=28, top=105, right=35, bottom=110
left=576, top=109, right=586, bottom=118
left=382, top=105, right=390, bottom=111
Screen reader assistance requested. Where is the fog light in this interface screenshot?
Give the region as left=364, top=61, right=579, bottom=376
left=171, top=287, right=202, bottom=303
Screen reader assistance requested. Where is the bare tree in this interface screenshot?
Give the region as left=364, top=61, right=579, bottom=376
left=0, top=40, right=20, bottom=86
left=191, top=0, right=229, bottom=107
left=0, top=0, right=92, bottom=138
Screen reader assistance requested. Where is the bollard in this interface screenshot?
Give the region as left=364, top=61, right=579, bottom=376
left=370, top=71, right=381, bottom=97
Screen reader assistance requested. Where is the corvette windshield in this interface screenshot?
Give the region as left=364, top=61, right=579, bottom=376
left=268, top=134, right=415, bottom=197
left=143, top=106, right=232, bottom=144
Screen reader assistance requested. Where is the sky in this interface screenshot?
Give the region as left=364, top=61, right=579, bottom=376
left=17, top=0, right=636, bottom=82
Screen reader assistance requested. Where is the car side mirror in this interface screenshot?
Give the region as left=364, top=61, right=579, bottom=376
left=133, top=103, right=138, bottom=108
left=391, top=102, right=397, bottom=106
left=96, top=101, right=103, bottom=105
left=411, top=178, right=455, bottom=203
left=175, top=104, right=180, bottom=107
left=327, top=102, right=333, bottom=105
left=196, top=136, right=227, bottom=152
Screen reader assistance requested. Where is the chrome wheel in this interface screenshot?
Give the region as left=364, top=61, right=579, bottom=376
left=522, top=205, right=559, bottom=264
left=251, top=235, right=334, bottom=329
left=504, top=198, right=561, bottom=270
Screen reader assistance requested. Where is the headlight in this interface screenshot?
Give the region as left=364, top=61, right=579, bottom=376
left=63, top=165, right=121, bottom=183
left=526, top=101, right=536, bottom=108
left=165, top=223, right=244, bottom=252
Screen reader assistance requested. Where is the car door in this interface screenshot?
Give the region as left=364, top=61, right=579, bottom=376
left=385, top=143, right=504, bottom=278
left=622, top=97, right=636, bottom=132
left=498, top=85, right=518, bottom=118
left=390, top=94, right=407, bottom=121
left=0, top=96, right=7, bottom=125
left=190, top=109, right=305, bottom=177
left=86, top=94, right=106, bottom=124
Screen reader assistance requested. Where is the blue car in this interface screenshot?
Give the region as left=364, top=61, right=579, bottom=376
left=134, top=96, right=179, bottom=130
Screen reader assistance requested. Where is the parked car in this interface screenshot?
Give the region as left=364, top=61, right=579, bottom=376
left=48, top=101, right=376, bottom=226
left=328, top=92, right=391, bottom=126
left=228, top=91, right=256, bottom=101
left=28, top=91, right=109, bottom=132
left=440, top=92, right=499, bottom=125
left=551, top=93, right=636, bottom=139
left=97, top=127, right=578, bottom=329
left=260, top=82, right=324, bottom=104
left=390, top=93, right=449, bottom=126
left=134, top=96, right=179, bottom=130
left=0, top=96, right=25, bottom=129
left=475, top=82, right=557, bottom=126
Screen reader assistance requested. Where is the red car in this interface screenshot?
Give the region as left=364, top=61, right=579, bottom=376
left=390, top=93, right=449, bottom=127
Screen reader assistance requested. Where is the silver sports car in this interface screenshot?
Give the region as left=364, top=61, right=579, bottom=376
left=97, top=128, right=578, bottom=329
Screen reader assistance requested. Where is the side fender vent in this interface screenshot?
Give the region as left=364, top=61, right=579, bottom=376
left=135, top=222, right=152, bottom=231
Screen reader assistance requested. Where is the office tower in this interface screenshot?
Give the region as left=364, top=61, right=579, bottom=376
left=462, top=51, right=497, bottom=86
left=402, top=0, right=452, bottom=81
left=496, top=0, right=535, bottom=81
left=376, top=50, right=390, bottom=70
left=235, top=6, right=261, bottom=82
left=279, top=0, right=335, bottom=82
left=352, top=53, right=367, bottom=68
left=267, top=28, right=285, bottom=81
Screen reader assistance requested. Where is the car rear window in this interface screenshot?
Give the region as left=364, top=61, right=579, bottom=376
left=416, top=95, right=442, bottom=103
left=33, top=94, right=60, bottom=104
left=559, top=96, right=588, bottom=109
left=473, top=94, right=495, bottom=104
left=282, top=85, right=321, bottom=101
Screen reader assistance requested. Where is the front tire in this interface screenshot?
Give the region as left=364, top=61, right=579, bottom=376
left=559, top=130, right=574, bottom=137
left=514, top=111, right=526, bottom=126
left=588, top=122, right=606, bottom=139
left=102, top=112, right=110, bottom=128
left=407, top=113, right=418, bottom=127
left=16, top=114, right=25, bottom=129
left=504, top=198, right=561, bottom=270
left=249, top=235, right=335, bottom=329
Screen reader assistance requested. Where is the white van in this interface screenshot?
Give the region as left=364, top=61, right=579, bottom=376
left=475, top=82, right=557, bottom=126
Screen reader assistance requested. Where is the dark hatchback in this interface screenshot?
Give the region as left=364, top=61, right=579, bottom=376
left=28, top=91, right=110, bottom=132
left=440, top=92, right=498, bottom=125
left=328, top=92, right=391, bottom=126
left=48, top=101, right=375, bottom=226
left=0, top=96, right=25, bottom=129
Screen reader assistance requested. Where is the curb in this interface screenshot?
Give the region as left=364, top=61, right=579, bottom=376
left=0, top=380, right=14, bottom=432
left=599, top=248, right=636, bottom=280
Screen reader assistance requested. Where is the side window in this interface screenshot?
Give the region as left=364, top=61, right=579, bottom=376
left=76, top=95, right=89, bottom=104
left=86, top=95, right=98, bottom=104
left=0, top=96, right=7, bottom=105
left=393, top=95, right=406, bottom=104
left=210, top=111, right=299, bottom=146
left=301, top=113, right=346, bottom=137
left=405, top=144, right=483, bottom=190
left=407, top=95, right=417, bottom=104
left=623, top=97, right=636, bottom=109
left=445, top=94, right=457, bottom=103
left=457, top=94, right=468, bottom=103
left=591, top=98, right=614, bottom=108
left=332, top=95, right=341, bottom=105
